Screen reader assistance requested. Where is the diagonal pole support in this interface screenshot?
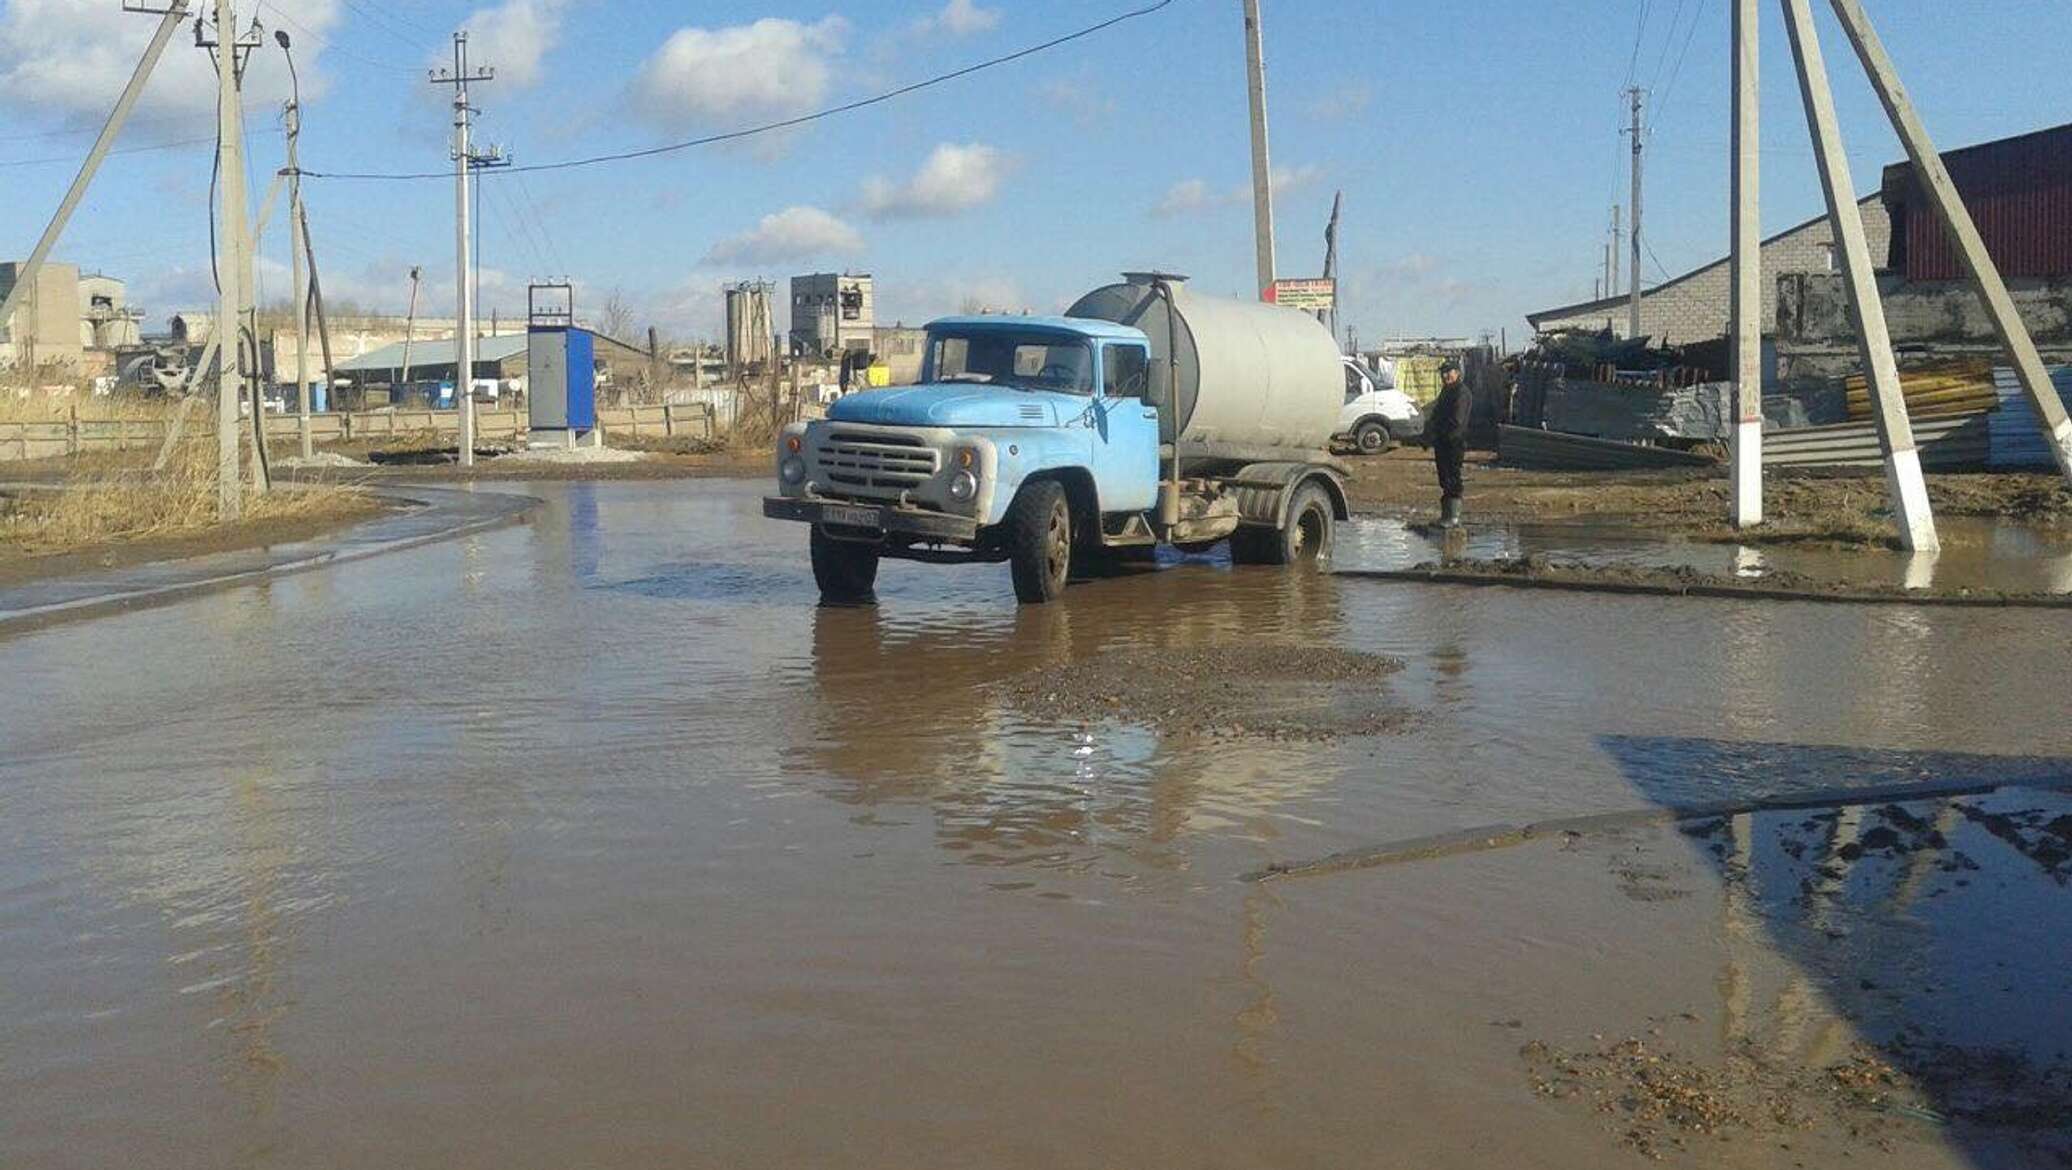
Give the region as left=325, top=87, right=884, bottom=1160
left=1827, top=0, right=2072, bottom=487
left=1781, top=0, right=1938, bottom=552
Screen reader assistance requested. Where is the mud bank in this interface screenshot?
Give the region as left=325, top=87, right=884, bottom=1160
left=1357, top=554, right=2072, bottom=607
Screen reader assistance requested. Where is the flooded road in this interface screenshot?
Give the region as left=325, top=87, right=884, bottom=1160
left=3, top=478, right=2069, bottom=1169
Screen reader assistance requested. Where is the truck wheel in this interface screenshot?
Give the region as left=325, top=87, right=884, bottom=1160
left=1007, top=480, right=1073, bottom=604
left=811, top=526, right=879, bottom=604
left=1233, top=482, right=1335, bottom=568
left=1354, top=419, right=1393, bottom=455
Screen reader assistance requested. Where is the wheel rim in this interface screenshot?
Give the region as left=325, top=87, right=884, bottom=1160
left=1360, top=428, right=1382, bottom=452
left=1293, top=505, right=1326, bottom=562
left=1045, top=500, right=1071, bottom=581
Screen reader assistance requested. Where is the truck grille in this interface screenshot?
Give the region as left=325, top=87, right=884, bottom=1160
left=820, top=431, right=940, bottom=492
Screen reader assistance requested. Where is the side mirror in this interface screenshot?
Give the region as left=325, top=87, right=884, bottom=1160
left=1143, top=369, right=1169, bottom=409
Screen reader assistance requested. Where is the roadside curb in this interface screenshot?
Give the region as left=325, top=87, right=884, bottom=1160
left=1334, top=567, right=2072, bottom=609
left=0, top=485, right=541, bottom=636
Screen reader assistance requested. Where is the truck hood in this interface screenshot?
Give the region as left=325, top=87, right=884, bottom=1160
left=826, top=383, right=1071, bottom=428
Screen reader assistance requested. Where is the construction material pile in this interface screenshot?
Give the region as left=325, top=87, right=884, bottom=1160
left=1844, top=358, right=1998, bottom=420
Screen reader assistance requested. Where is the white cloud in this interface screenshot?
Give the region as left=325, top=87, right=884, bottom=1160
left=631, top=16, right=848, bottom=131
left=456, top=0, right=569, bottom=89
left=1151, top=166, right=1325, bottom=218
left=703, top=206, right=863, bottom=265
left=0, top=0, right=340, bottom=126
left=914, top=0, right=1000, bottom=36
left=861, top=142, right=1009, bottom=219
left=1386, top=253, right=1439, bottom=281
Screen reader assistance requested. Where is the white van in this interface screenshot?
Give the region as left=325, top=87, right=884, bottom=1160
left=1334, top=357, right=1424, bottom=455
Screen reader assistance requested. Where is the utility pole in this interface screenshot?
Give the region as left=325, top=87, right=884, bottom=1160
left=204, top=0, right=261, bottom=518
left=401, top=266, right=422, bottom=387
left=276, top=29, right=311, bottom=459
left=0, top=3, right=188, bottom=354
left=1241, top=0, right=1275, bottom=300
left=430, top=32, right=495, bottom=468
left=1826, top=0, right=2072, bottom=487
left=1321, top=190, right=1342, bottom=341
left=1729, top=0, right=1763, bottom=527
left=1626, top=87, right=1646, bottom=338
left=1782, top=0, right=1936, bottom=552
left=1609, top=204, right=1623, bottom=299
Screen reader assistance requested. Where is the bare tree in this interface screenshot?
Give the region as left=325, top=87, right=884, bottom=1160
left=600, top=288, right=637, bottom=342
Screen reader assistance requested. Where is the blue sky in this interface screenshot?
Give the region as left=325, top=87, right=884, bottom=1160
left=1, top=0, right=2067, bottom=345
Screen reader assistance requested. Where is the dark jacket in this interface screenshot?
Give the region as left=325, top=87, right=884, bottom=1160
left=1426, top=378, right=1472, bottom=445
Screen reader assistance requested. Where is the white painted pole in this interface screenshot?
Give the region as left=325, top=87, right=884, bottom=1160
left=214, top=0, right=246, bottom=520
left=1730, top=0, right=1764, bottom=527
left=1826, top=0, right=2072, bottom=486
left=0, top=2, right=188, bottom=344
left=1781, top=0, right=1937, bottom=552
left=1241, top=0, right=1276, bottom=300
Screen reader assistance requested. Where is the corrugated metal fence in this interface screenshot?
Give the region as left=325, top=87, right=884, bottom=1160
left=1987, top=366, right=2072, bottom=469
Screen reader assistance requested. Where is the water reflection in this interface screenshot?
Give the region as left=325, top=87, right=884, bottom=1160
left=790, top=568, right=1361, bottom=877
left=1609, top=736, right=2072, bottom=1166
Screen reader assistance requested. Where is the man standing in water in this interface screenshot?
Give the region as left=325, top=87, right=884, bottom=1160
left=1425, top=359, right=1472, bottom=528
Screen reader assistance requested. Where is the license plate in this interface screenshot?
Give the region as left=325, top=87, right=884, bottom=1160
left=823, top=504, right=881, bottom=529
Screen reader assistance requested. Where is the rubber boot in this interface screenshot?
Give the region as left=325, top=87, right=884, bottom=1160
left=1439, top=497, right=1463, bottom=529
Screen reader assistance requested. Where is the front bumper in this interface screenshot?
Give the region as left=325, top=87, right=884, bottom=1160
left=763, top=496, right=982, bottom=542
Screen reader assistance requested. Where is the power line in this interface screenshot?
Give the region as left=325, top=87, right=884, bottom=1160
left=1624, top=0, right=1653, bottom=87
left=1651, top=0, right=1712, bottom=135
left=299, top=0, right=1180, bottom=181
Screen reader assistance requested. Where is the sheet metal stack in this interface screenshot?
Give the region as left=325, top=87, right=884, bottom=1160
left=1987, top=365, right=2072, bottom=469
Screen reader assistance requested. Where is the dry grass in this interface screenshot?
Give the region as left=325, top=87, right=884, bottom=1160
left=0, top=385, right=182, bottom=425
left=0, top=438, right=378, bottom=555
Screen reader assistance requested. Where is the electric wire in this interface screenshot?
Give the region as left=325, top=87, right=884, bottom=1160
left=297, top=0, right=1179, bottom=181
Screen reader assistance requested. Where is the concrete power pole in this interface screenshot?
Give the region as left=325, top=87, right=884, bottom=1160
left=1825, top=0, right=2072, bottom=487
left=401, top=266, right=422, bottom=386
left=1781, top=0, right=1937, bottom=552
left=1610, top=204, right=1623, bottom=298
left=1321, top=190, right=1341, bottom=341
left=1730, top=0, right=1764, bottom=527
left=205, top=0, right=260, bottom=519
left=281, top=53, right=311, bottom=459
left=1241, top=0, right=1276, bottom=300
left=1627, top=87, right=1645, bottom=338
left=431, top=33, right=494, bottom=468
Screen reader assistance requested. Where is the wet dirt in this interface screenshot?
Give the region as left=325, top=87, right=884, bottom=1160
left=997, top=642, right=1409, bottom=741
left=1343, top=446, right=2072, bottom=540
left=0, top=489, right=392, bottom=588
left=3, top=477, right=2070, bottom=1170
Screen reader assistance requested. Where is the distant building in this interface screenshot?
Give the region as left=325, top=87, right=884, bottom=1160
left=1527, top=196, right=1887, bottom=347
left=724, top=280, right=776, bottom=375
left=790, top=272, right=874, bottom=359
left=334, top=329, right=650, bottom=391
left=0, top=261, right=84, bottom=371
left=78, top=274, right=143, bottom=350
left=267, top=315, right=523, bottom=387
left=871, top=325, right=928, bottom=384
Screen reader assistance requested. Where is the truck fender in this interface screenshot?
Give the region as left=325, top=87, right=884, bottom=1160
left=1229, top=462, right=1351, bottom=528
left=989, top=433, right=1100, bottom=526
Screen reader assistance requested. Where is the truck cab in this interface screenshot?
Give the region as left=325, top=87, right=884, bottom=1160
left=766, top=292, right=1349, bottom=606
left=1334, top=357, right=1424, bottom=455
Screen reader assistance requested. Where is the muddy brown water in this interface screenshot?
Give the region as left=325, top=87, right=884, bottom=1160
left=3, top=479, right=2069, bottom=1169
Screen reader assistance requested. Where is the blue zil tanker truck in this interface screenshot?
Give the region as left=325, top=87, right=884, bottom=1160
left=764, top=273, right=1351, bottom=604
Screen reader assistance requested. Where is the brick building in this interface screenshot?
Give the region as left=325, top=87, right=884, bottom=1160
left=1527, top=196, right=1888, bottom=346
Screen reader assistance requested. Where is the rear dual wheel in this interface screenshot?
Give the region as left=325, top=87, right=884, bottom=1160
left=1230, top=482, right=1335, bottom=568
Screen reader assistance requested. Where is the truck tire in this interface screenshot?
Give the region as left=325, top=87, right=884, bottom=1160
left=1007, top=480, right=1073, bottom=604
left=811, top=526, right=879, bottom=604
left=1231, top=481, right=1335, bottom=568
left=1354, top=419, right=1393, bottom=455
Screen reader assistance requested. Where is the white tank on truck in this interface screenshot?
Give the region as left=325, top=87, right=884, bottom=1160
left=1065, top=272, right=1343, bottom=463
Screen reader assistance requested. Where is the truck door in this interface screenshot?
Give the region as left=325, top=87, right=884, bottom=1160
left=1090, top=343, right=1160, bottom=514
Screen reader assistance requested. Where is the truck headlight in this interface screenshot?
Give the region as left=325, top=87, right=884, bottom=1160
left=948, top=469, right=979, bottom=501
left=781, top=456, right=807, bottom=484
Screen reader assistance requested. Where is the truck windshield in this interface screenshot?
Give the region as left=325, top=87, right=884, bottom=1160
left=925, top=332, right=1094, bottom=395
